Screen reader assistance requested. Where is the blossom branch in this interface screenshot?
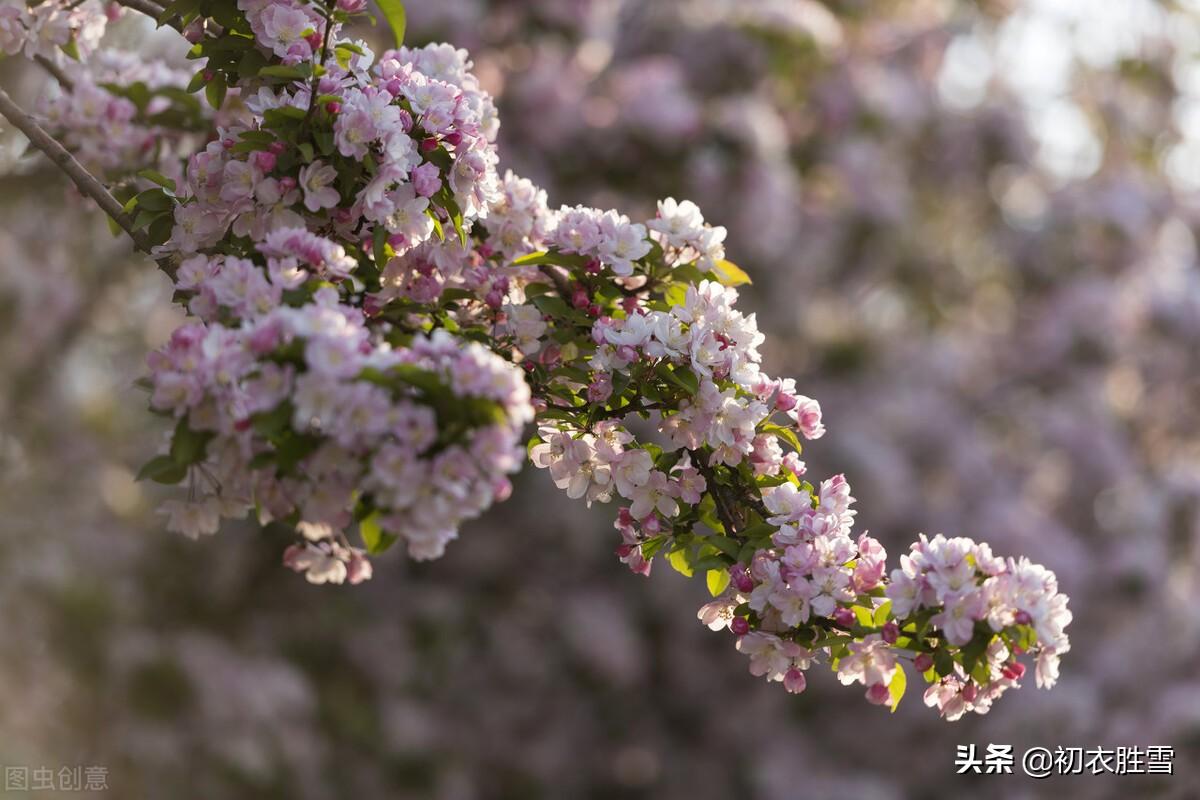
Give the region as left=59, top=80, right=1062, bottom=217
left=33, top=55, right=74, bottom=92
left=0, top=88, right=151, bottom=254
left=113, top=0, right=184, bottom=32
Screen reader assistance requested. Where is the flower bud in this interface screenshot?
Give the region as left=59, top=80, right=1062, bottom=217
left=913, top=653, right=934, bottom=673
left=730, top=565, right=755, bottom=593
left=881, top=621, right=900, bottom=644
left=730, top=617, right=750, bottom=636
left=832, top=607, right=856, bottom=628
left=866, top=683, right=891, bottom=705
left=784, top=667, right=807, bottom=694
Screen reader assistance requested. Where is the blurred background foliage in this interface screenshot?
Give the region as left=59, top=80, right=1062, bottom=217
left=1, top=0, right=1199, bottom=797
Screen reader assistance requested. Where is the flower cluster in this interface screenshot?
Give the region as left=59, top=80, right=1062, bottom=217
left=0, top=0, right=109, bottom=64
left=2, top=0, right=1071, bottom=717
left=39, top=49, right=200, bottom=176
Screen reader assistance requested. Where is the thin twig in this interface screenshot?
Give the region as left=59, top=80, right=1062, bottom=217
left=538, top=263, right=573, bottom=298
left=0, top=87, right=153, bottom=254
left=114, top=0, right=184, bottom=32
left=33, top=55, right=74, bottom=92
left=689, top=449, right=742, bottom=536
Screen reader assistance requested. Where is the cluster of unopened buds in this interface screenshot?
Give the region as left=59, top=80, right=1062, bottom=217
left=1, top=0, right=1071, bottom=719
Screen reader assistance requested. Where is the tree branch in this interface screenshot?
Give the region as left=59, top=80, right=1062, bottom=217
left=34, top=55, right=74, bottom=92
left=114, top=0, right=184, bottom=32
left=0, top=87, right=152, bottom=254
left=538, top=263, right=573, bottom=299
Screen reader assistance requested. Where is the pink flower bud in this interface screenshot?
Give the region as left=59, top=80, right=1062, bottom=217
left=585, top=258, right=602, bottom=274
left=268, top=141, right=286, bottom=155
left=913, top=653, right=934, bottom=673
left=346, top=552, right=373, bottom=584
left=961, top=682, right=978, bottom=703
left=881, top=621, right=900, bottom=644
left=833, top=607, right=856, bottom=628
left=775, top=392, right=798, bottom=412
left=420, top=137, right=439, bottom=153
left=784, top=667, right=807, bottom=694
left=324, top=101, right=342, bottom=115
left=866, top=683, right=891, bottom=705
left=252, top=150, right=277, bottom=173
left=571, top=287, right=589, bottom=309
left=617, top=507, right=635, bottom=527
left=730, top=565, right=754, bottom=593
left=730, top=617, right=750, bottom=636
left=1014, top=610, right=1032, bottom=625
left=1001, top=661, right=1026, bottom=681
left=336, top=0, right=367, bottom=12
left=278, top=177, right=297, bottom=193
left=587, top=303, right=601, bottom=317
left=443, top=131, right=463, bottom=148
left=385, top=78, right=405, bottom=96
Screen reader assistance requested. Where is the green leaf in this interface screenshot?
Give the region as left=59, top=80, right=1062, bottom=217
left=137, top=169, right=176, bottom=193
left=712, top=259, right=752, bottom=287
left=205, top=71, right=227, bottom=111
left=530, top=294, right=570, bottom=319
left=872, top=600, right=893, bottom=627
left=373, top=225, right=390, bottom=268
left=169, top=418, right=214, bottom=466
left=259, top=63, right=312, bottom=80
left=375, top=0, right=407, bottom=47
left=135, top=455, right=188, bottom=485
left=131, top=188, right=173, bottom=213
left=667, top=548, right=694, bottom=578
left=852, top=605, right=874, bottom=628
left=60, top=35, right=80, bottom=62
left=703, top=535, right=738, bottom=559
left=157, top=0, right=202, bottom=24
left=763, top=423, right=803, bottom=454
left=706, top=569, right=731, bottom=597
left=186, top=69, right=207, bottom=94
left=888, top=663, right=907, bottom=713
left=359, top=512, right=399, bottom=555
left=511, top=250, right=591, bottom=270
left=640, top=535, right=668, bottom=559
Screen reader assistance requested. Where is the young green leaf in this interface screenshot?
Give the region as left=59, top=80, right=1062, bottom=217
left=706, top=568, right=731, bottom=597
left=375, top=0, right=407, bottom=47
left=712, top=259, right=752, bottom=287
left=359, top=512, right=399, bottom=555
left=888, top=663, right=907, bottom=713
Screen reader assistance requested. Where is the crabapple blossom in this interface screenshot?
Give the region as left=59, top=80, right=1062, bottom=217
left=0, top=0, right=1072, bottom=723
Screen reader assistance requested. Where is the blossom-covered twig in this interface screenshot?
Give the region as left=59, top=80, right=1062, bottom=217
left=0, top=88, right=149, bottom=253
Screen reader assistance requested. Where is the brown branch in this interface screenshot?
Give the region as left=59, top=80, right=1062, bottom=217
left=114, top=0, right=185, bottom=32
left=0, top=87, right=152, bottom=254
left=538, top=263, right=572, bottom=299
left=689, top=450, right=743, bottom=536
left=34, top=55, right=74, bottom=92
